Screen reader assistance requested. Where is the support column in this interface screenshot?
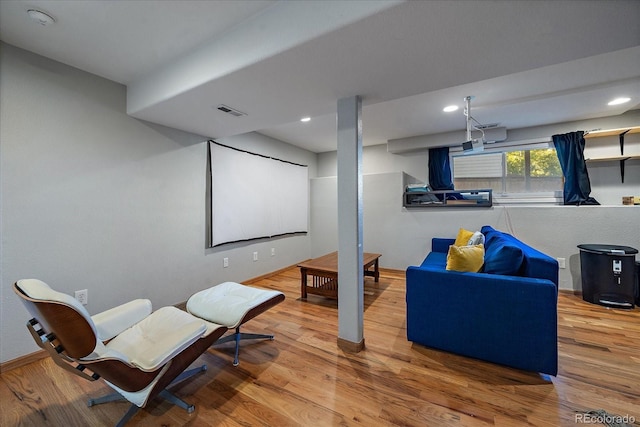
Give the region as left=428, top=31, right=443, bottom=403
left=336, top=95, right=364, bottom=352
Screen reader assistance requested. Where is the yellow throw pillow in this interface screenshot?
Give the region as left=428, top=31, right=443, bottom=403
left=446, top=244, right=485, bottom=272
left=454, top=228, right=475, bottom=246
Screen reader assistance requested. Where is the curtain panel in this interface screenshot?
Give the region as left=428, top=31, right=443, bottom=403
left=428, top=147, right=454, bottom=190
left=552, top=131, right=599, bottom=205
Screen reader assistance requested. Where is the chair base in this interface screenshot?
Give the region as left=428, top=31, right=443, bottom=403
left=87, top=364, right=206, bottom=426
left=215, top=327, right=274, bottom=366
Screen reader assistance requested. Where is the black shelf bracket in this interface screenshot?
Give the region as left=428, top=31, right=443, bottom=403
left=619, top=129, right=629, bottom=156
left=618, top=130, right=630, bottom=183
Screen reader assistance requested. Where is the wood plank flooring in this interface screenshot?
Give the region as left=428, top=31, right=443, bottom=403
left=1, top=267, right=639, bottom=426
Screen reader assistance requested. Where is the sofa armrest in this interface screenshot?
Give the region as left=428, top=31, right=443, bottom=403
left=405, top=266, right=558, bottom=375
left=432, top=238, right=455, bottom=253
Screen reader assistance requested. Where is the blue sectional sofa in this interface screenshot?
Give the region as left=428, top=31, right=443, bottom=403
left=406, top=225, right=559, bottom=376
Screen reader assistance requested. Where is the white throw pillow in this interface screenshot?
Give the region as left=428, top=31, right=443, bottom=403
left=467, top=231, right=485, bottom=246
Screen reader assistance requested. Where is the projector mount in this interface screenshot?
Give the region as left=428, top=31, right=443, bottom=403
left=464, top=96, right=486, bottom=143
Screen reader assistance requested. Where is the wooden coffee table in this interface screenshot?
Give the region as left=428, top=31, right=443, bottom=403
left=297, top=252, right=381, bottom=300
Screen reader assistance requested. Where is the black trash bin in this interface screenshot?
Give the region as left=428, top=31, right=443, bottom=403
left=636, top=261, right=640, bottom=306
left=577, top=244, right=638, bottom=309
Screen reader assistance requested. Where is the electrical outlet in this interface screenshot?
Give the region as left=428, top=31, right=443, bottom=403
left=253, top=251, right=258, bottom=262
left=223, top=257, right=229, bottom=268
left=557, top=257, right=566, bottom=269
left=74, top=289, right=88, bottom=305
left=271, top=248, right=275, bottom=257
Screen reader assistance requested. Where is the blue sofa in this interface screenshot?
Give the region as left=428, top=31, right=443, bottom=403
left=406, top=225, right=559, bottom=376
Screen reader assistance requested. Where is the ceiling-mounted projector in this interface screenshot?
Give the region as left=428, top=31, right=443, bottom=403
left=462, top=139, right=484, bottom=153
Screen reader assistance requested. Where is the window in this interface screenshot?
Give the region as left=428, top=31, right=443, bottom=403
left=452, top=145, right=563, bottom=203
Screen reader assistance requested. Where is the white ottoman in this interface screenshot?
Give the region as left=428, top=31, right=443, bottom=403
left=187, top=282, right=284, bottom=366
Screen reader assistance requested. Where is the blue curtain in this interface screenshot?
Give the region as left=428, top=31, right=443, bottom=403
left=428, top=147, right=454, bottom=190
left=552, top=131, right=599, bottom=205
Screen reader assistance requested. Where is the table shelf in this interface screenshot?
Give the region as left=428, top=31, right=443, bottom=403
left=404, top=189, right=492, bottom=208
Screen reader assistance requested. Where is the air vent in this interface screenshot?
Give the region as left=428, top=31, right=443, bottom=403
left=475, top=123, right=500, bottom=129
left=216, top=104, right=247, bottom=117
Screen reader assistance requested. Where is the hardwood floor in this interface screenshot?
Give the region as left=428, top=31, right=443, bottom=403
left=2, top=267, right=639, bottom=426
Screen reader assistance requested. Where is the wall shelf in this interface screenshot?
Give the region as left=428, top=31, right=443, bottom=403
left=585, top=127, right=640, bottom=183
left=585, top=155, right=640, bottom=162
left=585, top=126, right=640, bottom=139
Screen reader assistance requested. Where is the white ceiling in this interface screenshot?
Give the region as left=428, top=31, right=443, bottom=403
left=1, top=0, right=639, bottom=153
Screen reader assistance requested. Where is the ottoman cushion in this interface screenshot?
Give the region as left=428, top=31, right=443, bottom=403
left=187, top=282, right=283, bottom=329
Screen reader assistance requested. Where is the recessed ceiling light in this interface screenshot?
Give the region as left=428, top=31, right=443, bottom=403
left=300, top=117, right=311, bottom=122
left=27, top=9, right=56, bottom=26
left=443, top=105, right=458, bottom=112
left=608, top=97, right=630, bottom=106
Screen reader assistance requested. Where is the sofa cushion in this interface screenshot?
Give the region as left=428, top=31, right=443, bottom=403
left=446, top=244, right=485, bottom=272
left=481, top=225, right=498, bottom=237
left=420, top=251, right=447, bottom=269
left=454, top=228, right=475, bottom=246
left=482, top=225, right=559, bottom=285
left=483, top=234, right=524, bottom=276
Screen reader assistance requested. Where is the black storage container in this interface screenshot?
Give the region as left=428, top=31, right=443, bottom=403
left=577, top=244, right=638, bottom=309
left=636, top=261, right=640, bottom=306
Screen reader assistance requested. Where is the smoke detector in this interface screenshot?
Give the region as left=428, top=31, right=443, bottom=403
left=27, top=9, right=56, bottom=26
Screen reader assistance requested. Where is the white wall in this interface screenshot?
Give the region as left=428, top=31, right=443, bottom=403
left=0, top=43, right=316, bottom=363
left=318, top=144, right=428, bottom=182
left=589, top=159, right=640, bottom=205
left=312, top=136, right=640, bottom=291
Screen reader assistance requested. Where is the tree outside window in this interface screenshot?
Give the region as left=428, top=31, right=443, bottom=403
left=505, top=148, right=562, bottom=192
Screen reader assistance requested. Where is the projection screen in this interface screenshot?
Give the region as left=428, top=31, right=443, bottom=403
left=209, top=141, right=308, bottom=247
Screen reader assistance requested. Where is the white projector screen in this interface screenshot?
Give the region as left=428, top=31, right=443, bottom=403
left=209, top=141, right=308, bottom=247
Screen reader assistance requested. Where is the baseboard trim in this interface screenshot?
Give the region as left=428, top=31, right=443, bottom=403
left=559, top=289, right=582, bottom=296
left=244, top=263, right=300, bottom=284
left=0, top=349, right=47, bottom=374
